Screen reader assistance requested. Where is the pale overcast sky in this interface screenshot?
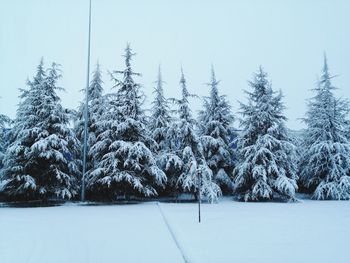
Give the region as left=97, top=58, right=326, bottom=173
left=0, top=0, right=349, bottom=130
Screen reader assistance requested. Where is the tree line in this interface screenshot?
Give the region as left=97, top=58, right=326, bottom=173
left=1, top=44, right=349, bottom=203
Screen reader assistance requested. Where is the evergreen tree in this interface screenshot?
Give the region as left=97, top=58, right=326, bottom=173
left=148, top=66, right=180, bottom=195
left=233, top=67, right=297, bottom=202
left=198, top=66, right=235, bottom=193
left=88, top=44, right=166, bottom=200
left=85, top=91, right=119, bottom=200
left=149, top=66, right=171, bottom=151
left=75, top=62, right=105, bottom=176
left=1, top=60, right=80, bottom=200
left=299, top=56, right=350, bottom=200
left=0, top=112, right=11, bottom=170
left=168, top=68, right=221, bottom=202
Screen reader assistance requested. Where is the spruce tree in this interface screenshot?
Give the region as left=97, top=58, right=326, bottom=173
left=233, top=67, right=297, bottom=202
left=169, top=68, right=221, bottom=202
left=88, top=44, right=166, bottom=200
left=198, top=66, right=235, bottom=193
left=299, top=56, right=350, bottom=200
left=85, top=91, right=119, bottom=200
left=149, top=66, right=171, bottom=151
left=0, top=112, right=10, bottom=171
left=1, top=60, right=80, bottom=201
left=75, top=63, right=105, bottom=177
left=0, top=62, right=45, bottom=198
left=148, top=66, right=180, bottom=195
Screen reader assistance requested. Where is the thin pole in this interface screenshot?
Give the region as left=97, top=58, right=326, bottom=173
left=81, top=0, right=92, bottom=201
left=198, top=169, right=201, bottom=223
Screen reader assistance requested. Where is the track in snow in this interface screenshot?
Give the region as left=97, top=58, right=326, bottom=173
left=157, top=202, right=189, bottom=263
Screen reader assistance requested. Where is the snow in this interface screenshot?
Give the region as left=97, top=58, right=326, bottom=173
left=161, top=199, right=350, bottom=263
left=1, top=198, right=350, bottom=263
left=0, top=202, right=184, bottom=263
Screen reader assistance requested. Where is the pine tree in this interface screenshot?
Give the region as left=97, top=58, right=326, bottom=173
left=88, top=44, right=166, bottom=200
left=148, top=66, right=179, bottom=195
left=149, top=66, right=171, bottom=151
left=0, top=112, right=11, bottom=170
left=1, top=60, right=80, bottom=201
left=198, top=66, right=235, bottom=193
left=75, top=63, right=105, bottom=176
left=85, top=91, right=119, bottom=200
left=169, top=68, right=221, bottom=202
left=233, top=67, right=298, bottom=202
left=299, top=55, right=350, bottom=200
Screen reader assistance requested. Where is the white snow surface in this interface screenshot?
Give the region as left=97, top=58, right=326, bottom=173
left=1, top=198, right=350, bottom=263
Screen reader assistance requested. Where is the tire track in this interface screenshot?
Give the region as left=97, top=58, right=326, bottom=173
left=156, top=202, right=190, bottom=263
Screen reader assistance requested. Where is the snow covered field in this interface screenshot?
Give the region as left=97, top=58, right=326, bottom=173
left=1, top=198, right=350, bottom=263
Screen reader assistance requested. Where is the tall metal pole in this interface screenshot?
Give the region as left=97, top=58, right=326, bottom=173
left=198, top=169, right=201, bottom=223
left=81, top=0, right=92, bottom=201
